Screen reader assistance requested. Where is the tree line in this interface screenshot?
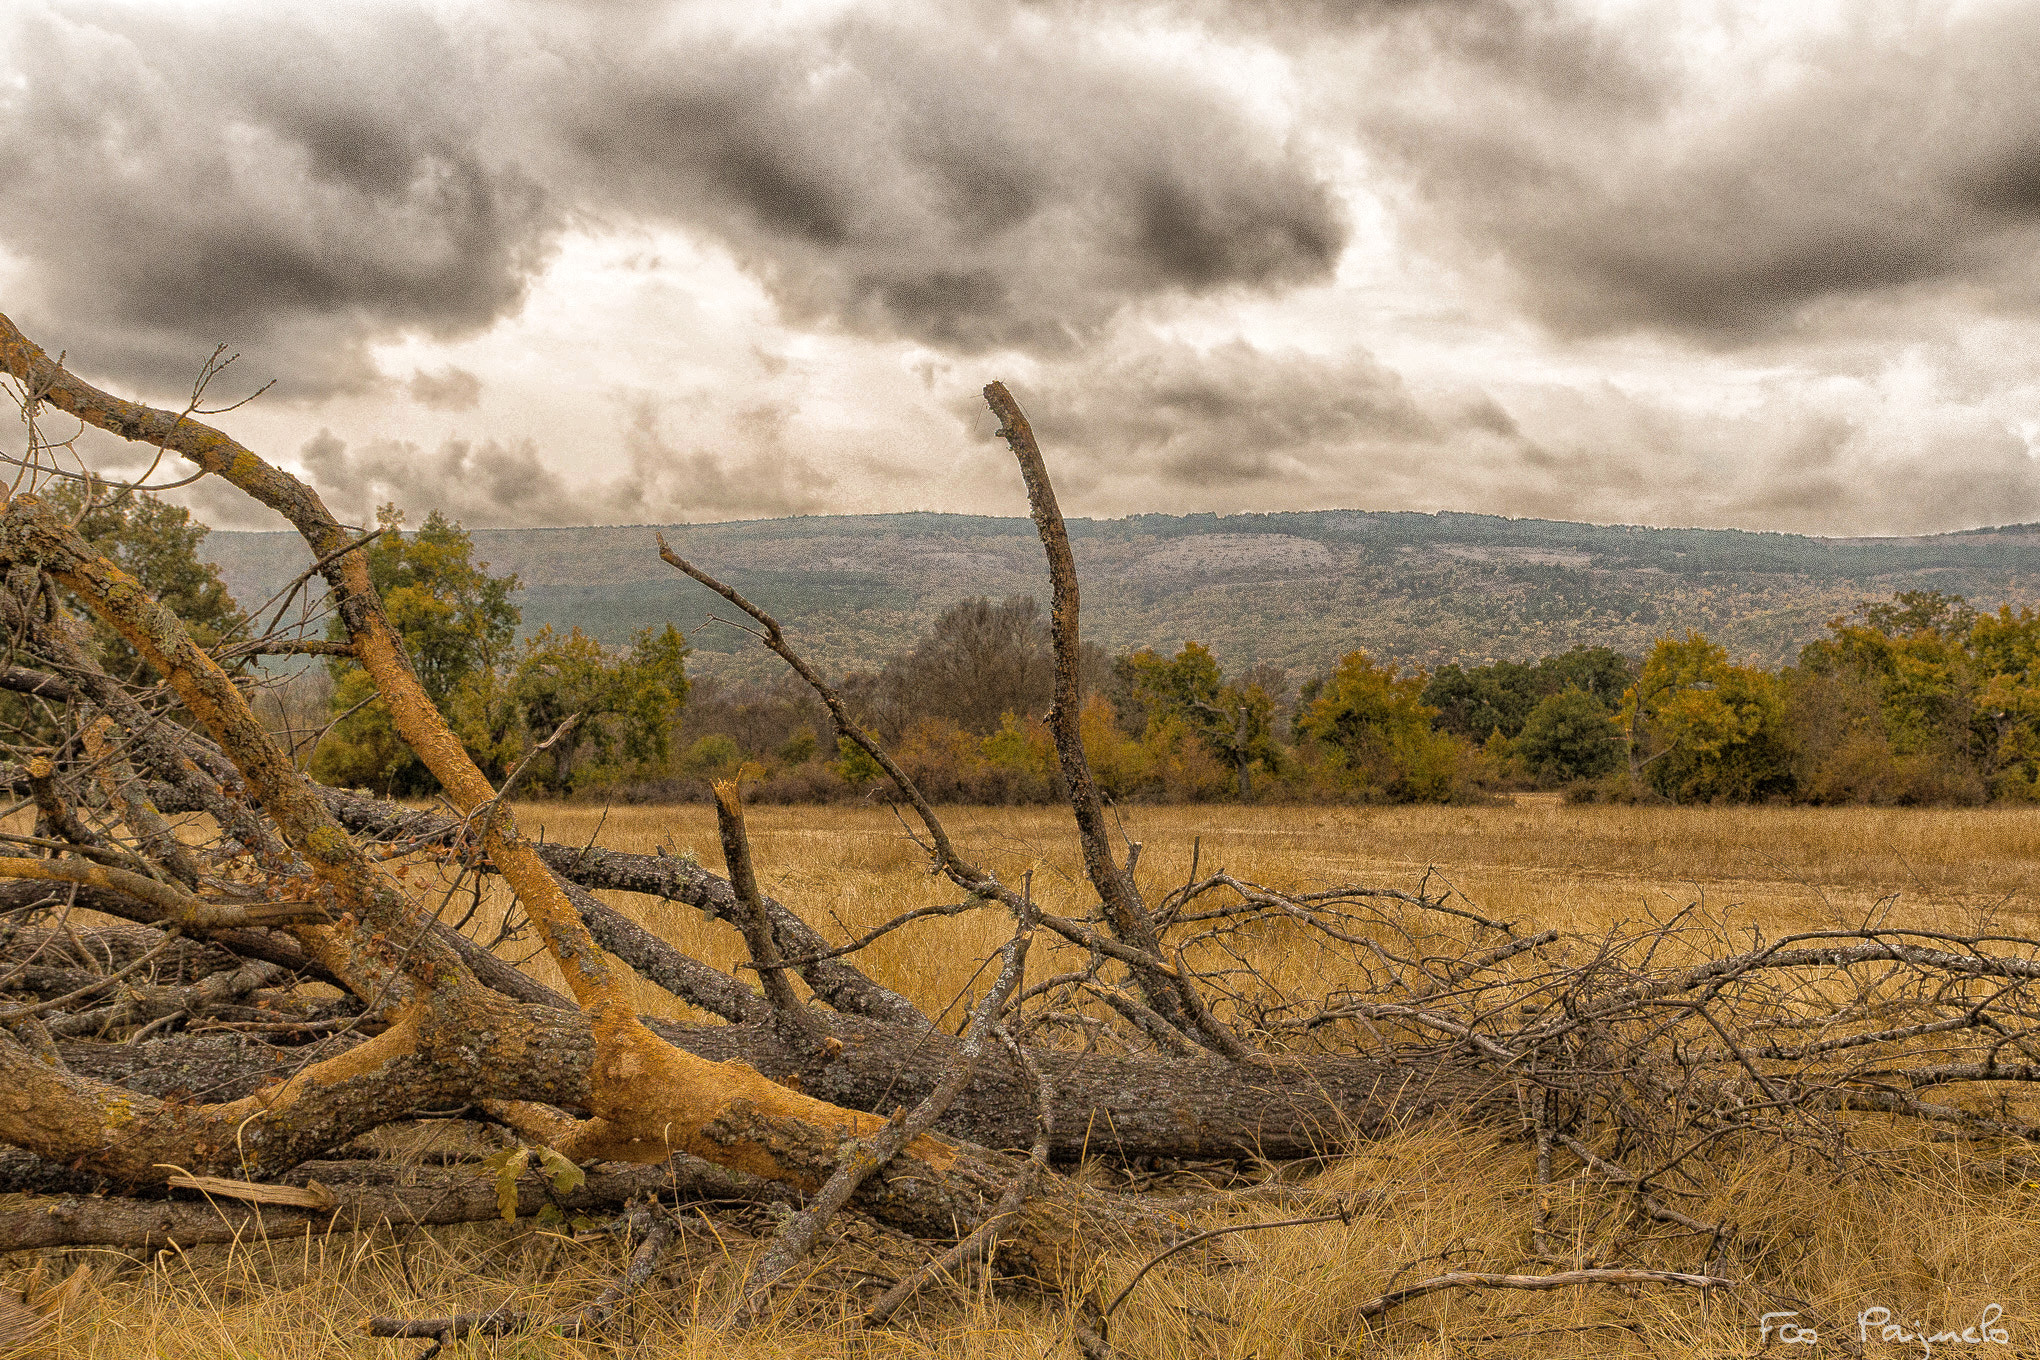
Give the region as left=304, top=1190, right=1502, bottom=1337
left=668, top=587, right=2040, bottom=807
left=56, top=494, right=2040, bottom=807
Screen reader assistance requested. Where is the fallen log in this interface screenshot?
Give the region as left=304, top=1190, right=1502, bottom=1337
left=59, top=1014, right=1509, bottom=1161
left=0, top=1154, right=800, bottom=1252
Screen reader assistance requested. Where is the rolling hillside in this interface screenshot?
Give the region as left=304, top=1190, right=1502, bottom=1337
left=202, top=510, right=2040, bottom=684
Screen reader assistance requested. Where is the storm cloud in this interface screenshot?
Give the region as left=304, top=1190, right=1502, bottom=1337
left=0, top=5, right=558, bottom=395
left=1339, top=1, right=2040, bottom=341
left=0, top=0, right=1345, bottom=389
left=296, top=429, right=576, bottom=527
left=3, top=0, right=2039, bottom=537
left=558, top=8, right=1346, bottom=352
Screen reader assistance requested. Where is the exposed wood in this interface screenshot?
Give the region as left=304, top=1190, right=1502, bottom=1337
left=8, top=308, right=2035, bottom=1349
left=0, top=313, right=1116, bottom=1286
left=165, top=1173, right=338, bottom=1210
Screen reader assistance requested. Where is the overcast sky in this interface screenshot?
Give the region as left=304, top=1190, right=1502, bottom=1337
left=4, top=0, right=2038, bottom=536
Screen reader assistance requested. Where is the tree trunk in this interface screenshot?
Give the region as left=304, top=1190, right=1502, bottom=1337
left=61, top=1019, right=1504, bottom=1162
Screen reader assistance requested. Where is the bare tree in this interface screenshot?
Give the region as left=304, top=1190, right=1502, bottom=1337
left=857, top=594, right=1109, bottom=743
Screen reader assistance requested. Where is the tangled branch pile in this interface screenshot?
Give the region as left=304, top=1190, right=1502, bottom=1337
left=2, top=312, right=2038, bottom=1354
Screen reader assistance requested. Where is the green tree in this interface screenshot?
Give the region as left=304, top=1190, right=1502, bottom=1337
left=1624, top=633, right=1793, bottom=803
left=619, top=624, right=691, bottom=765
left=1423, top=648, right=1633, bottom=744
left=1295, top=650, right=1459, bottom=802
left=833, top=733, right=884, bottom=787
left=1536, top=646, right=1634, bottom=710
left=508, top=624, right=690, bottom=793
left=1517, top=688, right=1623, bottom=784
left=1860, top=589, right=1978, bottom=641
left=1123, top=643, right=1280, bottom=798
left=1422, top=660, right=1541, bottom=741
left=311, top=507, right=521, bottom=793
left=44, top=480, right=245, bottom=678
left=1787, top=592, right=1985, bottom=804
left=354, top=506, right=520, bottom=705
left=1968, top=605, right=2040, bottom=799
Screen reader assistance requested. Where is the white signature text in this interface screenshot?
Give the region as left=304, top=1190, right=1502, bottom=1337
left=1756, top=1304, right=2011, bottom=1354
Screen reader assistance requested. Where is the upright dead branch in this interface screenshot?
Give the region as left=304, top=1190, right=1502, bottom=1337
left=983, top=382, right=1204, bottom=1045
left=712, top=778, right=803, bottom=1015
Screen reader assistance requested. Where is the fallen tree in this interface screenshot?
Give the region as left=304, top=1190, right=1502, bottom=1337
left=4, top=312, right=2040, bottom=1353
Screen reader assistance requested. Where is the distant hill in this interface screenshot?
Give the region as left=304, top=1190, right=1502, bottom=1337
left=201, top=510, right=2040, bottom=685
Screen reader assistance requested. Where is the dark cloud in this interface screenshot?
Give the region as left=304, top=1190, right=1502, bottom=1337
left=406, top=366, right=483, bottom=412
left=561, top=7, right=1346, bottom=352
left=985, top=337, right=1444, bottom=494
left=1195, top=0, right=1667, bottom=112
left=0, top=5, right=555, bottom=396
left=295, top=428, right=573, bottom=526
left=0, top=1, right=1344, bottom=392
left=7, top=1, right=2036, bottom=541
left=1344, top=2, right=2040, bottom=342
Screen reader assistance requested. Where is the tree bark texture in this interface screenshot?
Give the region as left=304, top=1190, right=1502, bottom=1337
left=55, top=1016, right=1507, bottom=1162
left=0, top=1154, right=799, bottom=1251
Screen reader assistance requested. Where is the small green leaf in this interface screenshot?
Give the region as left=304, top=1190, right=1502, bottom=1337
left=533, top=1145, right=586, bottom=1196
left=535, top=1204, right=565, bottom=1227
left=481, top=1146, right=523, bottom=1174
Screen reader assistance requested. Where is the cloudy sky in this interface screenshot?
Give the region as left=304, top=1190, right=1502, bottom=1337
left=3, top=0, right=2038, bottom=536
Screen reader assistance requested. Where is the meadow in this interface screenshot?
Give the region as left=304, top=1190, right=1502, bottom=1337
left=14, top=799, right=2040, bottom=1358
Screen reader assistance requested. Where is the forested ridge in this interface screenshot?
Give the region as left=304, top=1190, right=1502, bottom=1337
left=203, top=508, right=2040, bottom=686
left=225, top=507, right=2040, bottom=810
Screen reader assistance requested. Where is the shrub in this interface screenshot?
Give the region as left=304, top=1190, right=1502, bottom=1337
left=681, top=734, right=744, bottom=778
left=1295, top=650, right=1462, bottom=802
left=1517, top=689, right=1623, bottom=785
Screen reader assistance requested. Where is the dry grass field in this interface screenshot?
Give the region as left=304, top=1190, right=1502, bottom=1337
left=15, top=799, right=2040, bottom=1358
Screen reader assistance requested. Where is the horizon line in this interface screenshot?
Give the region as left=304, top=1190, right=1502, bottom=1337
left=203, top=506, right=2040, bottom=544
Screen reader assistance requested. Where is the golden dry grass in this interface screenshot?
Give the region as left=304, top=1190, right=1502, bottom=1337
left=14, top=801, right=2040, bottom=1358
